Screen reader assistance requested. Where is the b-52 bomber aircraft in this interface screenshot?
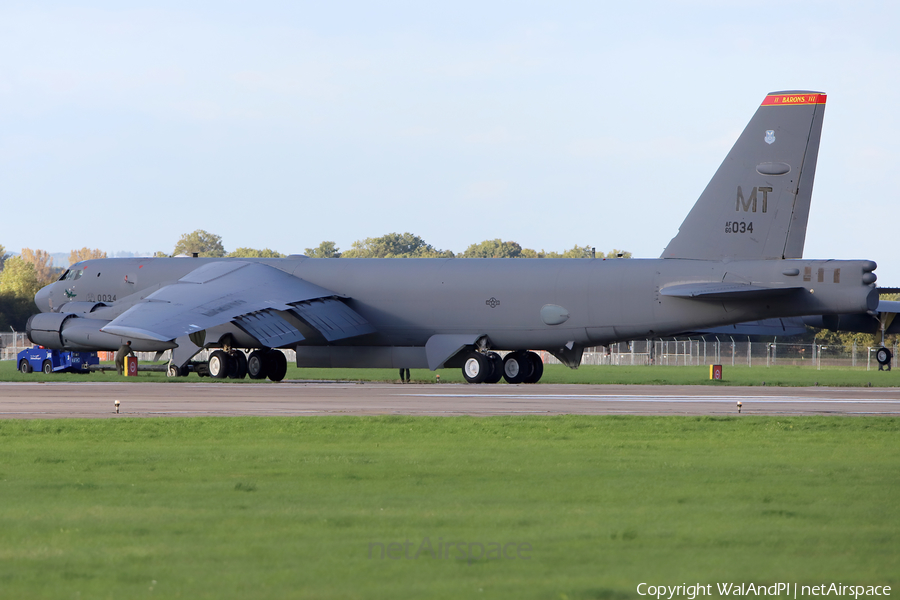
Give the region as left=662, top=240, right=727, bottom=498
left=28, top=91, right=884, bottom=383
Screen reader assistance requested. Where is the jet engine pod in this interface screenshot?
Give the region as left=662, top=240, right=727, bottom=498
left=27, top=312, right=176, bottom=352
left=27, top=312, right=78, bottom=349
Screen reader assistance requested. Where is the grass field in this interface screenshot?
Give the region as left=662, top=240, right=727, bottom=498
left=0, top=416, right=897, bottom=599
left=2, top=359, right=899, bottom=386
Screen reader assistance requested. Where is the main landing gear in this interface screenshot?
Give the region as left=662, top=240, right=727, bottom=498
left=462, top=350, right=544, bottom=384
left=168, top=349, right=288, bottom=382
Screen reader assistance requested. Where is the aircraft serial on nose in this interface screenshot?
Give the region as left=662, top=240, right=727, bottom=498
left=28, top=91, right=886, bottom=382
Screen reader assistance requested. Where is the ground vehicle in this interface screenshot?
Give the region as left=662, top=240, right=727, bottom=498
left=17, top=347, right=99, bottom=374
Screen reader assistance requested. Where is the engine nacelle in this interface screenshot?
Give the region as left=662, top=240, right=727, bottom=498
left=27, top=313, right=176, bottom=352
left=58, top=301, right=108, bottom=314
left=27, top=312, right=76, bottom=349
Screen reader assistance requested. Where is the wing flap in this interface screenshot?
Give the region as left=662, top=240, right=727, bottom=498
left=290, top=298, right=376, bottom=342
left=235, top=310, right=306, bottom=348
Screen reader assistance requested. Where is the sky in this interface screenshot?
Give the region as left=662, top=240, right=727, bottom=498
left=2, top=1, right=898, bottom=282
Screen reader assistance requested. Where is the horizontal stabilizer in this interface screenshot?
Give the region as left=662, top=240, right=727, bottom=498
left=660, top=282, right=805, bottom=300
left=877, top=300, right=900, bottom=314
left=691, top=317, right=807, bottom=337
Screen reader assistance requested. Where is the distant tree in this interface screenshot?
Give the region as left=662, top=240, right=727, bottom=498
left=304, top=241, right=342, bottom=258
left=69, top=247, right=107, bottom=265
left=227, top=247, right=286, bottom=258
left=538, top=245, right=633, bottom=259
left=0, top=256, right=41, bottom=299
left=519, top=248, right=545, bottom=258
left=0, top=243, right=9, bottom=271
left=459, top=242, right=632, bottom=259
left=600, top=248, right=633, bottom=259
left=544, top=244, right=594, bottom=259
left=0, top=256, right=41, bottom=331
left=173, top=230, right=225, bottom=257
left=19, top=248, right=54, bottom=284
left=153, top=251, right=170, bottom=258
left=462, top=239, right=524, bottom=258
left=0, top=292, right=41, bottom=331
left=342, top=233, right=454, bottom=258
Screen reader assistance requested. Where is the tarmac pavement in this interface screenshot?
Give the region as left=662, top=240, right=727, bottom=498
left=1, top=381, right=898, bottom=418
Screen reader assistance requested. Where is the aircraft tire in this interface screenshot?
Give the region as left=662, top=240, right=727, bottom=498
left=19, top=359, right=32, bottom=374
left=266, top=350, right=287, bottom=382
left=462, top=352, right=490, bottom=383
left=247, top=351, right=267, bottom=380
left=42, top=360, right=53, bottom=375
left=228, top=351, right=248, bottom=379
left=502, top=352, right=533, bottom=384
left=208, top=350, right=230, bottom=378
left=523, top=351, right=544, bottom=383
left=167, top=364, right=183, bottom=377
left=485, top=352, right=503, bottom=384
left=876, top=347, right=892, bottom=366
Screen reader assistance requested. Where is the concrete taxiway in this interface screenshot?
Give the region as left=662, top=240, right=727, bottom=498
left=1, top=381, right=898, bottom=418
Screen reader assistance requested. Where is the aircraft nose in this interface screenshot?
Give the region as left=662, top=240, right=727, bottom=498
left=34, top=285, right=52, bottom=312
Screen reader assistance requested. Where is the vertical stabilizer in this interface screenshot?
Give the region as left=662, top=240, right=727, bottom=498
left=662, top=91, right=826, bottom=260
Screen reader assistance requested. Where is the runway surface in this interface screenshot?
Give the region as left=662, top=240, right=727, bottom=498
left=1, top=381, right=898, bottom=418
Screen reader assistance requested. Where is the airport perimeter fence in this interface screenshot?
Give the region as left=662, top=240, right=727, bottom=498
left=539, top=338, right=900, bottom=371
left=0, top=332, right=30, bottom=362
left=2, top=332, right=895, bottom=371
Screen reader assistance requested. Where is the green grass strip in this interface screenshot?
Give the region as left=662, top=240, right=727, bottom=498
left=0, top=416, right=897, bottom=599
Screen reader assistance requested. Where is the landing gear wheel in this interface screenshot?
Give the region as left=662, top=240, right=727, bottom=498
left=167, top=364, right=183, bottom=378
left=265, top=350, right=287, bottom=382
left=208, top=350, right=230, bottom=379
left=462, top=352, right=490, bottom=383
left=228, top=351, right=248, bottom=379
left=19, top=359, right=32, bottom=374
left=523, top=351, right=544, bottom=383
left=485, top=352, right=503, bottom=384
left=42, top=360, right=53, bottom=375
left=247, top=350, right=267, bottom=380
left=876, top=347, right=892, bottom=370
left=502, top=352, right=533, bottom=384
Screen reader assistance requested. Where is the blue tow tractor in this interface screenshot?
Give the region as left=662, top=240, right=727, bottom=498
left=17, top=347, right=99, bottom=375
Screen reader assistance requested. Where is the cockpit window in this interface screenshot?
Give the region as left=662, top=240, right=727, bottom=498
left=58, top=270, right=69, bottom=281
left=60, top=269, right=84, bottom=281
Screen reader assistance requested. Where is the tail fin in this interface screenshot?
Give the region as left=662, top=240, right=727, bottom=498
left=662, top=91, right=826, bottom=260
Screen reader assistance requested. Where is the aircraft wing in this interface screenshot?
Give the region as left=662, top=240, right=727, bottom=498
left=660, top=282, right=805, bottom=300
left=100, top=261, right=375, bottom=345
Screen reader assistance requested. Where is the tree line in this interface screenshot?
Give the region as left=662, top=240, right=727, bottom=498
left=0, top=244, right=108, bottom=330
left=162, top=229, right=633, bottom=260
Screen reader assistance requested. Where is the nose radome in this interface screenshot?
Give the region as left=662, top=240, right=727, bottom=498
left=34, top=285, right=52, bottom=312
